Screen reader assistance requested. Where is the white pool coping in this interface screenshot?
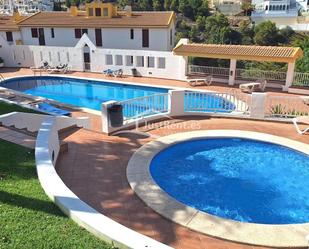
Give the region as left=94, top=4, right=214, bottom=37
left=127, top=130, right=309, bottom=248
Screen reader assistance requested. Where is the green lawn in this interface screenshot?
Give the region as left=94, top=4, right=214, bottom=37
left=0, top=140, right=113, bottom=249
left=0, top=101, right=42, bottom=115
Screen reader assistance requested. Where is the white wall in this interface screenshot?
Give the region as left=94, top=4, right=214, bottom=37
left=20, top=27, right=173, bottom=51
left=0, top=31, right=22, bottom=45
left=90, top=47, right=185, bottom=80
left=0, top=40, right=186, bottom=80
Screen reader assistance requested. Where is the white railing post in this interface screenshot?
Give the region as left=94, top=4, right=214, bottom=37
left=101, top=100, right=117, bottom=134
left=250, top=92, right=267, bottom=119
left=283, top=62, right=295, bottom=91
left=228, top=59, right=237, bottom=86
left=168, top=90, right=185, bottom=117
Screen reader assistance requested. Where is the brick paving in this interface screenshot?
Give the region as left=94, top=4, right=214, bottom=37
left=56, top=117, right=309, bottom=249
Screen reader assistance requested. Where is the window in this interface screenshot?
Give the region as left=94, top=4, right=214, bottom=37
left=95, top=29, right=102, bottom=47
left=88, top=8, right=94, bottom=16
left=75, top=29, right=88, bottom=38
left=147, top=56, right=155, bottom=68
left=265, top=5, right=268, bottom=10
left=31, top=28, right=38, bottom=38
left=6, top=31, right=13, bottom=42
left=105, top=54, right=113, bottom=65
left=116, top=55, right=123, bottom=65
left=75, top=29, right=82, bottom=38
left=136, top=56, right=144, bottom=67
left=170, top=29, right=173, bottom=46
left=125, top=55, right=133, bottom=66
left=130, top=29, right=134, bottom=39
left=95, top=8, right=101, bottom=16
left=51, top=28, right=55, bottom=38
left=269, top=5, right=272, bottom=10
left=103, top=8, right=108, bottom=16
left=142, top=29, right=149, bottom=48
left=158, top=57, right=166, bottom=69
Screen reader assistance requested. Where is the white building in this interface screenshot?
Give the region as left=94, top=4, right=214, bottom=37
left=252, top=0, right=309, bottom=31
left=0, top=2, right=178, bottom=77
left=2, top=2, right=175, bottom=52
left=0, top=0, right=55, bottom=15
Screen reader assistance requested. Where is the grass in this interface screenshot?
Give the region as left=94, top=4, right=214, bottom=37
left=0, top=140, right=113, bottom=249
left=0, top=101, right=42, bottom=115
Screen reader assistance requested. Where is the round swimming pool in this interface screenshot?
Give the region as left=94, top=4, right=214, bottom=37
left=150, top=137, right=309, bottom=225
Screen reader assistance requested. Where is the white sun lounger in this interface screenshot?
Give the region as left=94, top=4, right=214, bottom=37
left=239, top=80, right=267, bottom=93
left=187, top=75, right=213, bottom=87
left=293, top=116, right=309, bottom=134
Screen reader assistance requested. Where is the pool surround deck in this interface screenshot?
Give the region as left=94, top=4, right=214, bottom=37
left=1, top=68, right=309, bottom=249
left=127, top=130, right=309, bottom=247
left=56, top=117, right=309, bottom=249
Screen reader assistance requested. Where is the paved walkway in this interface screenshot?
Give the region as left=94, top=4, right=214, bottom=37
left=0, top=126, right=35, bottom=149
left=56, top=117, right=309, bottom=249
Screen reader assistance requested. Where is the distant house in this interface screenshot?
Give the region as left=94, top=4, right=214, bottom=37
left=0, top=13, right=23, bottom=45
left=252, top=0, right=309, bottom=31
left=0, top=2, right=176, bottom=51
left=213, top=0, right=244, bottom=16
left=0, top=0, right=54, bottom=15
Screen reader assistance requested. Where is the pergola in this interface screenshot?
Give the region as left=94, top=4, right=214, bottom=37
left=173, top=39, right=303, bottom=91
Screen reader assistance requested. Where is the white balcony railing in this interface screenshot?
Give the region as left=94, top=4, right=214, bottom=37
left=188, top=65, right=309, bottom=87
left=117, top=93, right=169, bottom=121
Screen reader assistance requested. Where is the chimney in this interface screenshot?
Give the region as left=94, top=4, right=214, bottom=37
left=70, top=5, right=78, bottom=16
left=124, top=5, right=132, bottom=17
left=13, top=9, right=22, bottom=22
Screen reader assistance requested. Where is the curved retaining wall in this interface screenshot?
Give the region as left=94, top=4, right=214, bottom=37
left=35, top=116, right=173, bottom=249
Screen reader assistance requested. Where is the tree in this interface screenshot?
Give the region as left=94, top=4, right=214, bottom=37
left=178, top=0, right=194, bottom=19
left=196, top=15, right=207, bottom=31
left=170, top=0, right=178, bottom=11
left=239, top=20, right=254, bottom=44
left=189, top=26, right=200, bottom=42
left=136, top=0, right=152, bottom=10
left=204, top=14, right=239, bottom=44
left=254, top=21, right=280, bottom=46
left=279, top=26, right=295, bottom=44
left=194, top=0, right=209, bottom=18
left=292, top=35, right=309, bottom=72
left=164, top=0, right=172, bottom=10
left=241, top=1, right=254, bottom=16
left=153, top=0, right=163, bottom=10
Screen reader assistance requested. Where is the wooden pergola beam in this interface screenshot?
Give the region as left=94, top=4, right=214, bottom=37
left=173, top=44, right=303, bottom=64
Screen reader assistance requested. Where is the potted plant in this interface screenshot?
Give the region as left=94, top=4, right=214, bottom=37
left=0, top=57, right=4, bottom=67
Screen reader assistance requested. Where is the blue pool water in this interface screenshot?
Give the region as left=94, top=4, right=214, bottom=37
left=150, top=138, right=309, bottom=224
left=2, top=76, right=235, bottom=116
left=2, top=76, right=167, bottom=111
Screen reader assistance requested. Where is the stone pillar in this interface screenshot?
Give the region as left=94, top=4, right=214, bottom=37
left=101, top=100, right=117, bottom=134
left=168, top=90, right=185, bottom=117
left=283, top=62, right=295, bottom=92
left=250, top=92, right=267, bottom=119
left=228, top=59, right=237, bottom=86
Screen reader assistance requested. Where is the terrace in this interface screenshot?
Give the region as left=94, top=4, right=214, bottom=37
left=0, top=67, right=309, bottom=249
